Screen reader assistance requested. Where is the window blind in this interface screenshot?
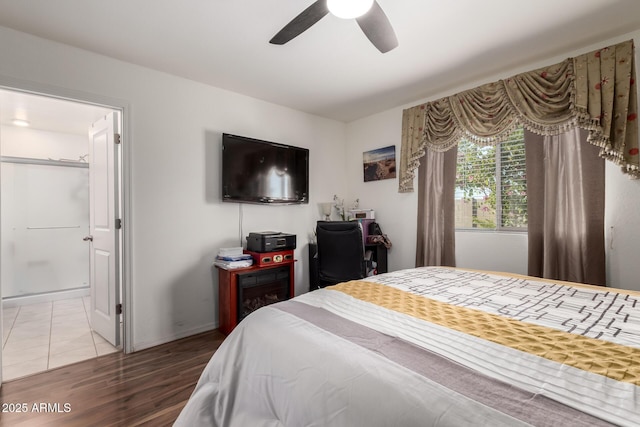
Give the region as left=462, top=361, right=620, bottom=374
left=455, top=127, right=527, bottom=230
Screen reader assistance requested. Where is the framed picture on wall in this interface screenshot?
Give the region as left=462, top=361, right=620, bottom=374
left=363, top=145, right=396, bottom=182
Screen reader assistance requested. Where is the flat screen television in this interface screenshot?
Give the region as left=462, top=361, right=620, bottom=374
left=222, top=133, right=309, bottom=204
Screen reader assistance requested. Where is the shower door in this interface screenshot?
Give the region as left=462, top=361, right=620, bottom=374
left=1, top=160, right=89, bottom=298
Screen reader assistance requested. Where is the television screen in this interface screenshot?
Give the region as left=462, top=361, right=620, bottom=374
left=222, top=134, right=309, bottom=204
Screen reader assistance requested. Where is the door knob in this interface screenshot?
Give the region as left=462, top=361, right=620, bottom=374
left=83, top=235, right=94, bottom=242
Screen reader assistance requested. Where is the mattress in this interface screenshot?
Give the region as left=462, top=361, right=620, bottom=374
left=175, top=267, right=640, bottom=426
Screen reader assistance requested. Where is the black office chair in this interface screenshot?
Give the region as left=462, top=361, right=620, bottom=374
left=315, top=221, right=366, bottom=288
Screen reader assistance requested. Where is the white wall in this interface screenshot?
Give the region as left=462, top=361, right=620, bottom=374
left=0, top=26, right=348, bottom=350
left=346, top=108, right=417, bottom=272
left=346, top=29, right=640, bottom=291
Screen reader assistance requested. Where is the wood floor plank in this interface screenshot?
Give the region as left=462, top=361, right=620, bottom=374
left=0, top=330, right=225, bottom=426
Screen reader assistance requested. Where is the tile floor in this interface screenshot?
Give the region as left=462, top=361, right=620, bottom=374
left=2, top=296, right=119, bottom=381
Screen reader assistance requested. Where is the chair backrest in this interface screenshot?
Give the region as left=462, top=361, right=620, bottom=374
left=316, top=221, right=365, bottom=286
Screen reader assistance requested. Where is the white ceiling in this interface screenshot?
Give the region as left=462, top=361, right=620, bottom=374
left=0, top=0, right=639, bottom=125
left=0, top=89, right=113, bottom=136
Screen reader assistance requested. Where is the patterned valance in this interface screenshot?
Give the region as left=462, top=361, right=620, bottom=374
left=399, top=40, right=638, bottom=192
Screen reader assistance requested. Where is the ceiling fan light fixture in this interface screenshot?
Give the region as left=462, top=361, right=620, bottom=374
left=270, top=0, right=397, bottom=53
left=327, top=0, right=374, bottom=19
left=12, top=118, right=30, bottom=127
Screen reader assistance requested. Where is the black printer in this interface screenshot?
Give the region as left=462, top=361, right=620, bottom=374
left=246, top=231, right=296, bottom=253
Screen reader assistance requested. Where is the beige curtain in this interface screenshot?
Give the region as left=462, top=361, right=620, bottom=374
left=399, top=39, right=638, bottom=193
left=525, top=128, right=606, bottom=285
left=415, top=146, right=457, bottom=267
left=400, top=104, right=428, bottom=192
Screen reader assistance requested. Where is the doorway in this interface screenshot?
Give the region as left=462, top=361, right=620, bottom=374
left=0, top=88, right=125, bottom=381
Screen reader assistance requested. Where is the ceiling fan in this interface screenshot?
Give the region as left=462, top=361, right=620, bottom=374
left=270, top=0, right=398, bottom=53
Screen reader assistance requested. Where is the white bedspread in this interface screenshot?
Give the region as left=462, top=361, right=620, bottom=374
left=175, top=267, right=639, bottom=426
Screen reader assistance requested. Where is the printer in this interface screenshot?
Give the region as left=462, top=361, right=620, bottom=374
left=246, top=231, right=296, bottom=253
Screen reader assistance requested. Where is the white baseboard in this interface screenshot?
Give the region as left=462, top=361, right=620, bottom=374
left=2, top=288, right=90, bottom=308
left=131, top=322, right=218, bottom=352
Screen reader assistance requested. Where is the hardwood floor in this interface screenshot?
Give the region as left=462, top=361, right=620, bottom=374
left=0, top=329, right=225, bottom=426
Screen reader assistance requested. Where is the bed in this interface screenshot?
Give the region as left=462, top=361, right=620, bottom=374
left=175, top=267, right=640, bottom=426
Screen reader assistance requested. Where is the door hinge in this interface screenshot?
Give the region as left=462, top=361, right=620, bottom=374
left=116, top=303, right=123, bottom=315
left=115, top=218, right=122, bottom=229
left=114, top=133, right=121, bottom=144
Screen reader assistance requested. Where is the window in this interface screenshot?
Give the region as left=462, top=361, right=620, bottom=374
left=455, top=127, right=527, bottom=230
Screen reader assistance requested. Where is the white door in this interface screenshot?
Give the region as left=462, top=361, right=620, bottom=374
left=88, top=112, right=121, bottom=346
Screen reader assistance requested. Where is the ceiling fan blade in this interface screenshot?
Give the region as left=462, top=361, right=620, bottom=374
left=270, top=0, right=330, bottom=45
left=356, top=1, right=398, bottom=53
